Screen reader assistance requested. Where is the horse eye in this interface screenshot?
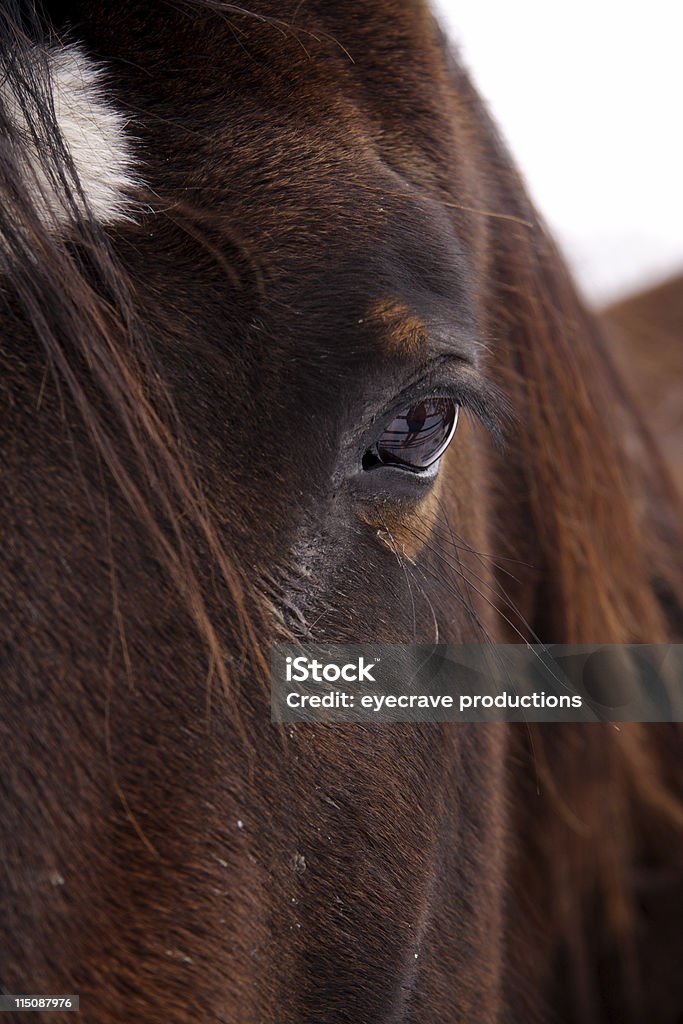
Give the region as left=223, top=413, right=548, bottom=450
left=363, top=397, right=459, bottom=472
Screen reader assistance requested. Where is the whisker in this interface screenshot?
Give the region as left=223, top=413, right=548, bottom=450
left=379, top=515, right=420, bottom=643
left=407, top=517, right=578, bottom=699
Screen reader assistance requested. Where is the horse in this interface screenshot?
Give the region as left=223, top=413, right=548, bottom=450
left=603, top=273, right=683, bottom=497
left=1, top=2, right=682, bottom=1021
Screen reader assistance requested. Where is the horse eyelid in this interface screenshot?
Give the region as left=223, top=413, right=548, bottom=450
left=456, top=383, right=512, bottom=451
left=419, top=369, right=511, bottom=452
left=411, top=352, right=512, bottom=448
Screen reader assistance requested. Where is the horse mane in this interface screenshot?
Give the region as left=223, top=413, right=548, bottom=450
left=459, top=74, right=683, bottom=1019
left=0, top=1, right=270, bottom=700
left=2, top=4, right=683, bottom=1019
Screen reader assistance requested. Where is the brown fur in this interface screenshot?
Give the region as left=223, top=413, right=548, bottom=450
left=603, top=273, right=683, bottom=495
left=1, top=3, right=682, bottom=1022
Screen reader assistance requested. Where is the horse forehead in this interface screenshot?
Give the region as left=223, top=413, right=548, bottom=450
left=213, top=137, right=474, bottom=312
left=145, top=36, right=461, bottom=248
left=220, top=154, right=476, bottom=364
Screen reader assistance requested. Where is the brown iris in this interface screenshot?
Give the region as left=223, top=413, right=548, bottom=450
left=363, top=397, right=459, bottom=472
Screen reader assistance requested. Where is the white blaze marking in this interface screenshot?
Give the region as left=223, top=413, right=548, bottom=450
left=1, top=44, right=138, bottom=231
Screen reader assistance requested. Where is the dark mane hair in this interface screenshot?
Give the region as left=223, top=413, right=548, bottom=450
left=422, top=70, right=683, bottom=1017
left=0, top=1, right=272, bottom=702
left=2, top=3, right=682, bottom=1020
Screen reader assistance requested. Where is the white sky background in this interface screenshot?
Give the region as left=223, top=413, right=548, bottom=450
left=431, top=0, right=683, bottom=307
